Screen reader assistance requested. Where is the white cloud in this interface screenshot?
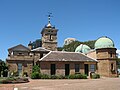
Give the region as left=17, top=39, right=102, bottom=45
left=116, top=50, right=120, bottom=58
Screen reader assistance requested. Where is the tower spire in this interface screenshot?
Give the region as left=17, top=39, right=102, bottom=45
left=48, top=12, right=52, bottom=23
left=47, top=12, right=52, bottom=27
left=48, top=14, right=51, bottom=23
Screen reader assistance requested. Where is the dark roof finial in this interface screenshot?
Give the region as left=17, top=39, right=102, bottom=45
left=48, top=12, right=52, bottom=23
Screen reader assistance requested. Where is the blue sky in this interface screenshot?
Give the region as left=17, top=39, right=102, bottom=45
left=0, top=0, right=120, bottom=60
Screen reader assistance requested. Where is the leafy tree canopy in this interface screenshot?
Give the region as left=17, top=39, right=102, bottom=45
left=0, top=60, right=8, bottom=77
left=58, top=40, right=96, bottom=52
left=32, top=65, right=40, bottom=73
left=117, top=58, right=120, bottom=69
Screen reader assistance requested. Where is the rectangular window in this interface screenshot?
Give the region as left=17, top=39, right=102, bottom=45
left=75, top=64, right=80, bottom=73
left=18, top=63, right=22, bottom=76
left=111, top=63, right=115, bottom=71
left=110, top=53, right=112, bottom=57
left=90, top=64, right=96, bottom=72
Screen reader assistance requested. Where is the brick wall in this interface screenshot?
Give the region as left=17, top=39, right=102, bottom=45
left=7, top=60, right=33, bottom=77
left=40, top=61, right=96, bottom=76
left=96, top=48, right=117, bottom=77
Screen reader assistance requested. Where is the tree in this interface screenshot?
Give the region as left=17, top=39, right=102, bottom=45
left=57, top=47, right=63, bottom=51
left=31, top=65, right=40, bottom=79
left=83, top=40, right=96, bottom=49
left=60, top=40, right=96, bottom=52
left=0, top=60, right=8, bottom=77
left=63, top=41, right=80, bottom=52
left=32, top=65, right=40, bottom=73
left=116, top=58, right=120, bottom=69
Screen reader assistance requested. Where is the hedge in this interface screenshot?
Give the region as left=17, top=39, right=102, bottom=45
left=31, top=73, right=87, bottom=79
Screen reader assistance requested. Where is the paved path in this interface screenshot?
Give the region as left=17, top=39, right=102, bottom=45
left=0, top=84, right=14, bottom=90
left=0, top=78, right=120, bottom=90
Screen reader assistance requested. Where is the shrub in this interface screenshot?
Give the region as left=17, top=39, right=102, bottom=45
left=6, top=77, right=15, bottom=81
left=0, top=77, right=29, bottom=84
left=32, top=65, right=40, bottom=73
left=57, top=75, right=66, bottom=79
left=50, top=75, right=59, bottom=79
left=91, top=73, right=100, bottom=79
left=79, top=74, right=87, bottom=79
left=68, top=74, right=75, bottom=79
left=68, top=74, right=87, bottom=79
left=30, top=73, right=88, bottom=79
left=31, top=72, right=41, bottom=79
left=31, top=65, right=41, bottom=79
left=41, top=74, right=50, bottom=79
left=75, top=74, right=82, bottom=79
left=0, top=79, right=10, bottom=84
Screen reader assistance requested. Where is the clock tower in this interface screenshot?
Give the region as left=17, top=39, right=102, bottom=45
left=41, top=14, right=58, bottom=51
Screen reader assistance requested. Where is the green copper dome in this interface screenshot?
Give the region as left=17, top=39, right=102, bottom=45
left=75, top=44, right=91, bottom=54
left=95, top=36, right=114, bottom=49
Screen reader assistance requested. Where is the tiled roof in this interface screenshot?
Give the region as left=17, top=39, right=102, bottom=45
left=39, top=51, right=97, bottom=62
left=8, top=44, right=30, bottom=52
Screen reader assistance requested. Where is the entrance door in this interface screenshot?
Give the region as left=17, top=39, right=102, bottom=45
left=84, top=64, right=89, bottom=76
left=51, top=64, right=56, bottom=75
left=65, top=64, right=70, bottom=76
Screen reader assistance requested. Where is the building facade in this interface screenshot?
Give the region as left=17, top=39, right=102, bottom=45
left=96, top=48, right=117, bottom=77
left=77, top=36, right=118, bottom=77
left=94, top=37, right=117, bottom=77
left=39, top=51, right=97, bottom=76
left=6, top=44, right=33, bottom=76
left=6, top=44, right=50, bottom=77
left=6, top=16, right=118, bottom=77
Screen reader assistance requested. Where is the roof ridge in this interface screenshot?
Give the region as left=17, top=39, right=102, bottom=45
left=51, top=51, right=83, bottom=54
left=39, top=51, right=97, bottom=62
left=8, top=44, right=30, bottom=51
left=39, top=51, right=52, bottom=61
left=31, top=47, right=51, bottom=51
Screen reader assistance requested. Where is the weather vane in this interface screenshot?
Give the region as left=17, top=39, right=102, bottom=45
left=47, top=12, right=53, bottom=23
